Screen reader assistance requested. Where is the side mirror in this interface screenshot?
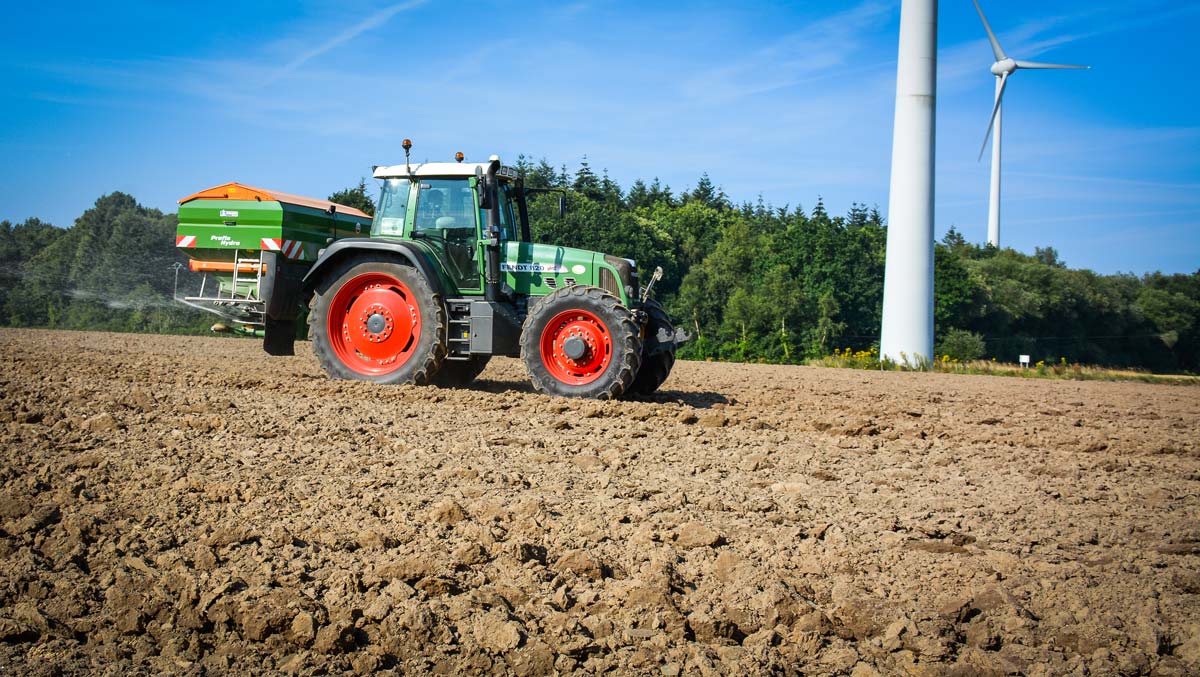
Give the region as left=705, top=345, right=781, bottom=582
left=479, top=177, right=493, bottom=210
left=476, top=166, right=493, bottom=209
left=558, top=195, right=567, bottom=218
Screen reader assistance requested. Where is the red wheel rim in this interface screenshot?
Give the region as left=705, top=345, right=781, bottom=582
left=326, top=272, right=421, bottom=376
left=540, top=309, right=613, bottom=385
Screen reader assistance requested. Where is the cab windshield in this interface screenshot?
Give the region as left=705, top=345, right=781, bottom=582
left=371, top=178, right=411, bottom=237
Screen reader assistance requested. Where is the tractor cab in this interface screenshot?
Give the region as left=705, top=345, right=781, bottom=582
left=367, top=161, right=521, bottom=295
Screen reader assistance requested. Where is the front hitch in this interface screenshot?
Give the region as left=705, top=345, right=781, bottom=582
left=633, top=266, right=691, bottom=347
left=640, top=266, right=664, bottom=304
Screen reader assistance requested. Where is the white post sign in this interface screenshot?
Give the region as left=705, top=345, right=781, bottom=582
left=1019, top=354, right=1030, bottom=367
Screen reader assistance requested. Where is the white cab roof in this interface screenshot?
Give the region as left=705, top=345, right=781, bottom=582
left=373, top=161, right=519, bottom=180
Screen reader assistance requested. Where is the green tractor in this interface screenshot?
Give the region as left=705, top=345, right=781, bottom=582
left=266, top=143, right=683, bottom=399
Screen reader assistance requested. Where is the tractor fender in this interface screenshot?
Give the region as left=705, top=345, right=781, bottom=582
left=302, top=239, right=445, bottom=297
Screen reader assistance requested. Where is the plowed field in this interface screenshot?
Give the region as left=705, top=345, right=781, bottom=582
left=1, top=328, right=1198, bottom=675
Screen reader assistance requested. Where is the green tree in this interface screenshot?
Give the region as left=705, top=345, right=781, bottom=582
left=686, top=173, right=728, bottom=210
left=934, top=242, right=982, bottom=337
left=627, top=179, right=651, bottom=209
left=329, top=179, right=376, bottom=216
left=813, top=290, right=846, bottom=356
left=599, top=169, right=622, bottom=203
left=573, top=156, right=601, bottom=199
left=936, top=329, right=985, bottom=361
left=0, top=217, right=64, bottom=316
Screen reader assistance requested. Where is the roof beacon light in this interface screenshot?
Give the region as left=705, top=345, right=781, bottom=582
left=402, top=138, right=413, bottom=174
left=455, top=152, right=465, bottom=163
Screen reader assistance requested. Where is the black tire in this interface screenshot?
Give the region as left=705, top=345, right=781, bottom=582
left=431, top=355, right=491, bottom=388
left=629, top=299, right=677, bottom=396
left=521, top=285, right=642, bottom=399
left=308, top=257, right=446, bottom=385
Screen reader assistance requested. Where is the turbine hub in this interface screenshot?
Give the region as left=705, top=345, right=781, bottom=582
left=991, top=58, right=1017, bottom=76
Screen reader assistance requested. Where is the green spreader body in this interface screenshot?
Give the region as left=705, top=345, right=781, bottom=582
left=174, top=182, right=371, bottom=328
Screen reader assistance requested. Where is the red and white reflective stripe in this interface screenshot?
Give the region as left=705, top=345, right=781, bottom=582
left=281, top=239, right=305, bottom=259
left=261, top=238, right=282, bottom=251
left=176, top=235, right=196, bottom=248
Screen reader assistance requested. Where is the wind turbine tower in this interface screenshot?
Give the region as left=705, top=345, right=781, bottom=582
left=880, top=0, right=937, bottom=366
left=973, top=0, right=1089, bottom=248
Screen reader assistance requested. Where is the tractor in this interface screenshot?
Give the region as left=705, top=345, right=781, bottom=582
left=266, top=142, right=683, bottom=399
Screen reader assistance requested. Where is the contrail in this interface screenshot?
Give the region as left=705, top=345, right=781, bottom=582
left=276, top=1, right=428, bottom=78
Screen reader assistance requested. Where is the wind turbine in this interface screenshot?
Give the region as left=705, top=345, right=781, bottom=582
left=973, top=0, right=1089, bottom=248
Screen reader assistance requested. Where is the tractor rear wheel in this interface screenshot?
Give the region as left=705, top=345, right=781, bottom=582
left=431, top=355, right=491, bottom=388
left=309, top=258, right=445, bottom=384
left=629, top=299, right=676, bottom=396
left=521, top=285, right=641, bottom=399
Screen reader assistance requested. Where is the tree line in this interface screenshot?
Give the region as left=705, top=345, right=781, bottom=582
left=510, top=155, right=1198, bottom=373
left=1, top=194, right=210, bottom=335
left=2, top=159, right=1197, bottom=373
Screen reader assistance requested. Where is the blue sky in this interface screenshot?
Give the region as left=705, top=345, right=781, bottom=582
left=1, top=0, right=1197, bottom=274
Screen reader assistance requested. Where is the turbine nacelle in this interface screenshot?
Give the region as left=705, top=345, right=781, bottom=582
left=990, top=58, right=1017, bottom=77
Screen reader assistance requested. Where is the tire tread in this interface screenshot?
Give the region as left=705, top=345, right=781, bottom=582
left=520, top=285, right=641, bottom=399
left=307, top=257, right=446, bottom=385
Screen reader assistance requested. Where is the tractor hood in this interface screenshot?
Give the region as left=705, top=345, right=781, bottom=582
left=501, top=242, right=635, bottom=304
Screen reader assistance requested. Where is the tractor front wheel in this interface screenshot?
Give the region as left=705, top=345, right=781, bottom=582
left=308, top=258, right=445, bottom=384
left=521, top=285, right=641, bottom=399
left=629, top=298, right=677, bottom=396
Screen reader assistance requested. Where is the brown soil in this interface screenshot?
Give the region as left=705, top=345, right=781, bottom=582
left=1, top=328, right=1198, bottom=676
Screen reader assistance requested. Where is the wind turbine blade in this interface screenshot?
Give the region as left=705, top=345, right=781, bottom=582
left=979, top=73, right=1009, bottom=162
left=972, top=0, right=1006, bottom=61
left=1014, top=60, right=1090, bottom=70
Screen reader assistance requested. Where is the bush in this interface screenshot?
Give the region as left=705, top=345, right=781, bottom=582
left=937, top=329, right=985, bottom=361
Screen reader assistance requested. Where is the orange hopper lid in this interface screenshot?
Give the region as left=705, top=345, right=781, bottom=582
left=178, top=182, right=371, bottom=220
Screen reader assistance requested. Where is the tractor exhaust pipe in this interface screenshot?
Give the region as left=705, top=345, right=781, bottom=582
left=482, top=155, right=503, bottom=302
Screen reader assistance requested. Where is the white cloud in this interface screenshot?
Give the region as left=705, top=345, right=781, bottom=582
left=271, top=0, right=428, bottom=81
left=680, top=1, right=896, bottom=103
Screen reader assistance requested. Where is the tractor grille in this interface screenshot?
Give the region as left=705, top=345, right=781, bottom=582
left=544, top=277, right=557, bottom=289
left=603, top=255, right=636, bottom=299
left=598, top=268, right=620, bottom=298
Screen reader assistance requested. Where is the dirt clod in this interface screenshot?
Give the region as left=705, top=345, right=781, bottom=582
left=312, top=620, right=354, bottom=654
left=430, top=500, right=467, bottom=525
left=554, top=550, right=605, bottom=580
left=290, top=612, right=316, bottom=645
left=474, top=608, right=523, bottom=653
left=675, top=522, right=723, bottom=549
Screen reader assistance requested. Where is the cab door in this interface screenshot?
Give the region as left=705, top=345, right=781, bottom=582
left=411, top=178, right=482, bottom=293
